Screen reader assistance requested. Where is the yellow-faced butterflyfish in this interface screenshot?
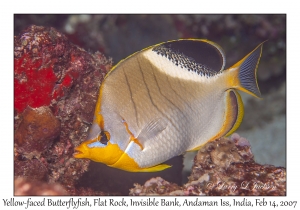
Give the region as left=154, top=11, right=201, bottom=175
left=74, top=39, right=264, bottom=172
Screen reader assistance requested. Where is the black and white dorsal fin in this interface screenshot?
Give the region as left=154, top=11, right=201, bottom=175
left=152, top=39, right=226, bottom=77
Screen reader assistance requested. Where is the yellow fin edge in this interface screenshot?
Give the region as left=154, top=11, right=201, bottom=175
left=110, top=151, right=171, bottom=172
left=225, top=90, right=244, bottom=137
left=187, top=89, right=244, bottom=152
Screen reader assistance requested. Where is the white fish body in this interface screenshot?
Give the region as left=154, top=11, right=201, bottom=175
left=74, top=39, right=264, bottom=172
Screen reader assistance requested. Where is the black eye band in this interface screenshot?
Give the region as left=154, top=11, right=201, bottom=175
left=100, top=131, right=109, bottom=145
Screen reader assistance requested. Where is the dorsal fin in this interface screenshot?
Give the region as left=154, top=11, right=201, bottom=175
left=152, top=39, right=226, bottom=76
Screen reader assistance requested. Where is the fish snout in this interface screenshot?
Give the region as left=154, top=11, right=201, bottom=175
left=73, top=142, right=89, bottom=159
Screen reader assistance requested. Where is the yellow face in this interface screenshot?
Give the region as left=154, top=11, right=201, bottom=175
left=73, top=131, right=124, bottom=166
left=73, top=124, right=172, bottom=172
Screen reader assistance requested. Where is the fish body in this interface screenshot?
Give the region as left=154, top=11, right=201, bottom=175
left=74, top=39, right=264, bottom=172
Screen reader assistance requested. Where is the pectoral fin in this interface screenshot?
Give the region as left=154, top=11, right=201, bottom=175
left=136, top=118, right=167, bottom=145
left=123, top=118, right=167, bottom=151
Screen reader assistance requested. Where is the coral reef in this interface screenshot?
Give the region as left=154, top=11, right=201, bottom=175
left=130, top=134, right=286, bottom=196
left=14, top=19, right=286, bottom=195
left=15, top=106, right=60, bottom=152
left=130, top=177, right=183, bottom=196
left=75, top=156, right=183, bottom=195
left=14, top=15, right=286, bottom=169
left=14, top=25, right=112, bottom=195
left=14, top=177, right=67, bottom=195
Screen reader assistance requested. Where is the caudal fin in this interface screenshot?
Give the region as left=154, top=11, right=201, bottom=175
left=230, top=42, right=265, bottom=98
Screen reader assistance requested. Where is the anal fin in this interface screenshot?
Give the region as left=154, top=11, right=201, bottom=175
left=137, top=164, right=172, bottom=172
left=224, top=89, right=244, bottom=136
left=186, top=89, right=243, bottom=152
left=187, top=144, right=204, bottom=152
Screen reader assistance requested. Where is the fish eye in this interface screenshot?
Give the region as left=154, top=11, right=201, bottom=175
left=98, top=131, right=110, bottom=145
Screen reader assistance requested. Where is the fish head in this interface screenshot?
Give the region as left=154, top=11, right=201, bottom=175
left=73, top=121, right=129, bottom=166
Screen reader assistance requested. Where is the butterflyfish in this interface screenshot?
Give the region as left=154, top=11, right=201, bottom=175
left=74, top=39, right=264, bottom=172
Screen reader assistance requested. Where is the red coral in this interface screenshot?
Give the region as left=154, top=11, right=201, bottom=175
left=14, top=54, right=57, bottom=113
left=52, top=74, right=73, bottom=100
left=14, top=26, right=85, bottom=114
left=14, top=25, right=112, bottom=195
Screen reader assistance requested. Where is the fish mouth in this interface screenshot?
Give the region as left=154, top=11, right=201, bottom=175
left=73, top=147, right=84, bottom=158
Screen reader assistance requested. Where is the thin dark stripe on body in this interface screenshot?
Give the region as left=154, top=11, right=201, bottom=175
left=151, top=65, right=189, bottom=116
left=136, top=57, right=180, bottom=134
left=122, top=67, right=139, bottom=127
left=165, top=74, right=196, bottom=114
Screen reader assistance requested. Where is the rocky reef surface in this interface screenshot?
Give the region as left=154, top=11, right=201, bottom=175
left=14, top=15, right=286, bottom=170
left=14, top=25, right=112, bottom=195
left=130, top=134, right=286, bottom=196
left=14, top=15, right=286, bottom=195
